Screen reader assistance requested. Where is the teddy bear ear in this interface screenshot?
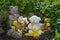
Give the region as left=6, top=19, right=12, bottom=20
left=9, top=6, right=13, bottom=9
left=15, top=6, right=18, bottom=8
left=38, top=17, right=41, bottom=21
left=14, top=6, right=18, bottom=9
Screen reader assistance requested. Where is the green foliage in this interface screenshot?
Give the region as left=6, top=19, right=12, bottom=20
left=0, top=0, right=60, bottom=39
left=0, top=0, right=60, bottom=31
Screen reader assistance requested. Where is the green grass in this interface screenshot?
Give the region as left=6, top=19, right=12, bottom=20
left=52, top=30, right=60, bottom=40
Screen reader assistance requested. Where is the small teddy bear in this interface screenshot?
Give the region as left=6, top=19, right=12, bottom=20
left=25, top=15, right=44, bottom=37
left=18, top=16, right=29, bottom=30
left=42, top=18, right=51, bottom=31
left=8, top=6, right=22, bottom=38
left=9, top=6, right=20, bottom=27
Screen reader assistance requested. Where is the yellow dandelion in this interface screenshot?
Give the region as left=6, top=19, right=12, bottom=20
left=33, top=31, right=39, bottom=37
left=21, top=22, right=25, bottom=27
left=22, top=28, right=24, bottom=30
left=18, top=19, right=20, bottom=23
left=26, top=27, right=29, bottom=30
left=25, top=33, right=31, bottom=36
left=13, top=20, right=18, bottom=26
left=11, top=26, right=16, bottom=30
left=28, top=18, right=30, bottom=21
left=17, top=29, right=21, bottom=33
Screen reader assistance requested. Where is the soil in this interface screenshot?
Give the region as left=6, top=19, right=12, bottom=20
left=0, top=31, right=55, bottom=40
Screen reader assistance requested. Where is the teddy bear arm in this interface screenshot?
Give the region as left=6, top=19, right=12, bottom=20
left=9, top=15, right=15, bottom=21
left=28, top=24, right=32, bottom=30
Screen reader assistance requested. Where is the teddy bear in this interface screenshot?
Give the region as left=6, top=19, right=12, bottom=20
left=18, top=16, right=29, bottom=34
left=8, top=6, right=22, bottom=38
left=42, top=18, right=51, bottom=31
left=18, top=16, right=29, bottom=27
left=9, top=6, right=20, bottom=27
left=25, top=15, right=44, bottom=37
